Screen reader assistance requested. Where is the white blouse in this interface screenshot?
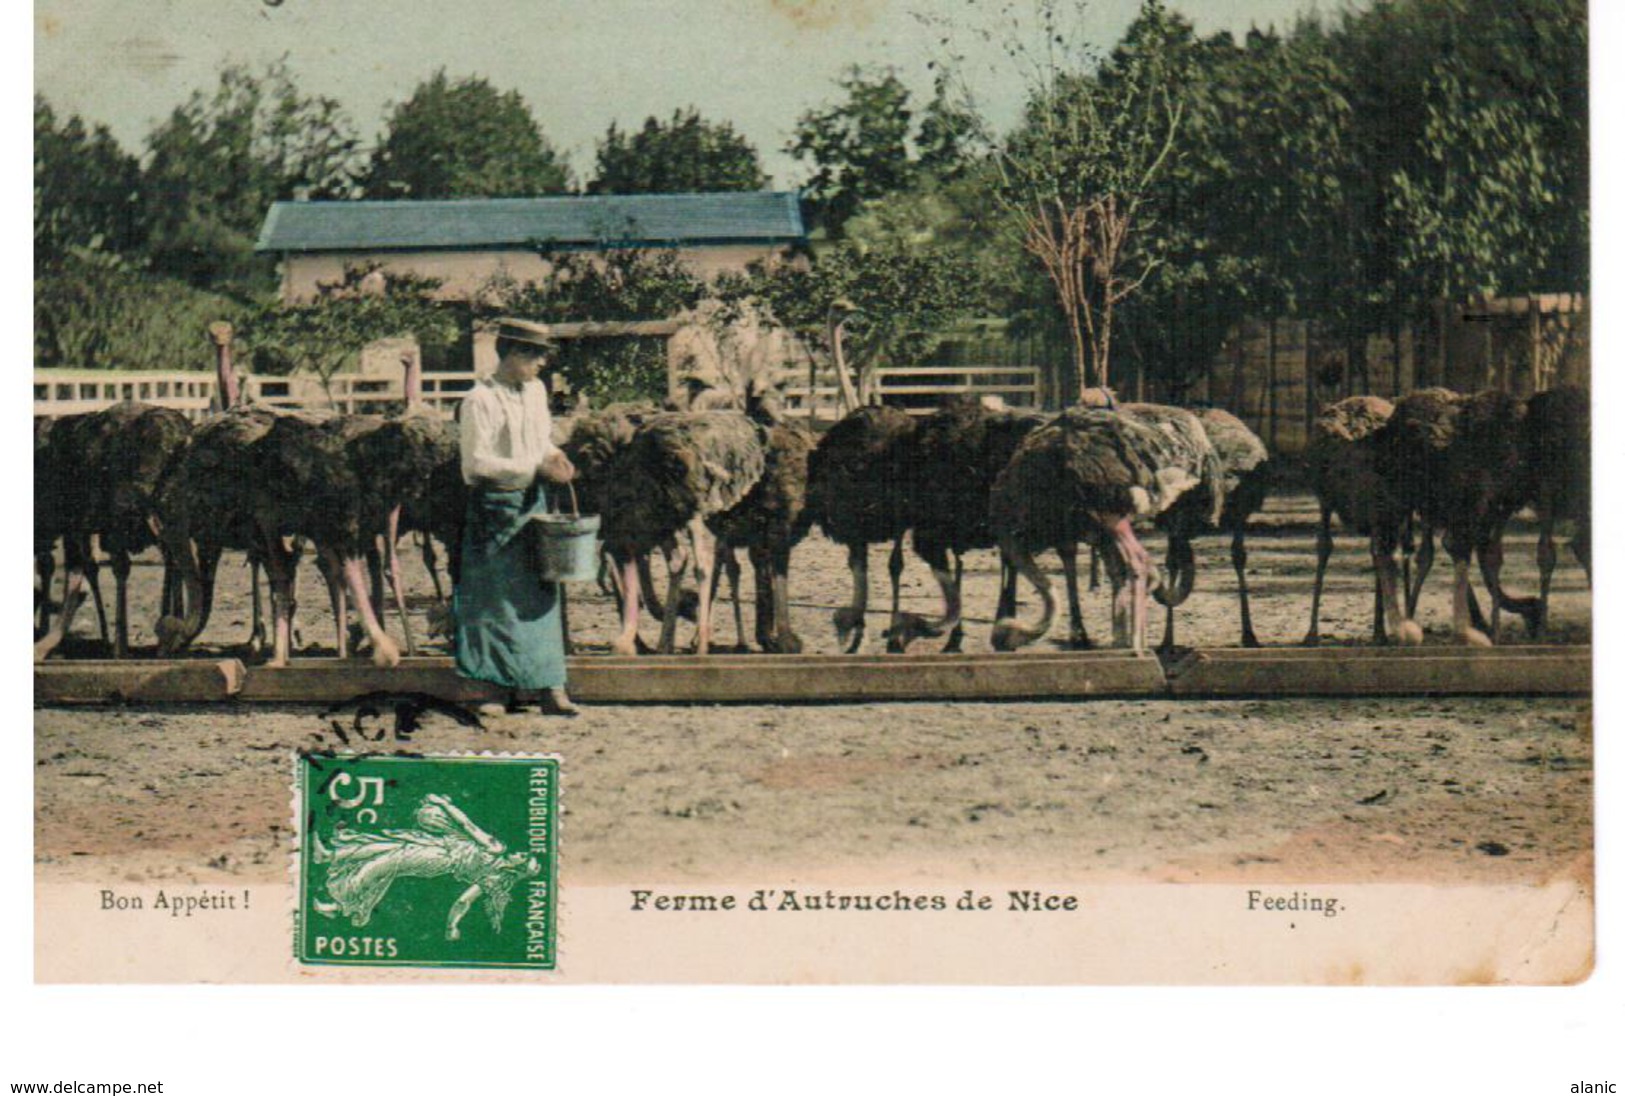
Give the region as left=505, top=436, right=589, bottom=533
left=459, top=376, right=561, bottom=490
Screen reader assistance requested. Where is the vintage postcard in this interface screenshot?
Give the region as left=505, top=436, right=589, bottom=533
left=31, top=0, right=1595, bottom=998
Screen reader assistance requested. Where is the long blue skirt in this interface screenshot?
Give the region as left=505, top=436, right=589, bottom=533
left=453, top=483, right=566, bottom=691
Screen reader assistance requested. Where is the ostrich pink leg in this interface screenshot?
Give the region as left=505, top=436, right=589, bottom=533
left=688, top=517, right=716, bottom=655
left=259, top=535, right=297, bottom=667
left=1108, top=517, right=1153, bottom=656
left=384, top=506, right=417, bottom=657
left=342, top=556, right=400, bottom=668
left=612, top=553, right=642, bottom=656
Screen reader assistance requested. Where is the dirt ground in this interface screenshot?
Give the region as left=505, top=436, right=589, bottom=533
left=34, top=491, right=1592, bottom=889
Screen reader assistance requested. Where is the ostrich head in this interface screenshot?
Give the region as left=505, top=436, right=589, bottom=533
left=826, top=298, right=866, bottom=334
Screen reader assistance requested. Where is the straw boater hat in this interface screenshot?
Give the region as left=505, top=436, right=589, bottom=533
left=496, top=318, right=557, bottom=353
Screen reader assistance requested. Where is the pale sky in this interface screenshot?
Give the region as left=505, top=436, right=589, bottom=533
left=35, top=0, right=1336, bottom=186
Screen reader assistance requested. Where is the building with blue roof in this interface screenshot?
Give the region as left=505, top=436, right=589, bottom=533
left=256, top=191, right=806, bottom=303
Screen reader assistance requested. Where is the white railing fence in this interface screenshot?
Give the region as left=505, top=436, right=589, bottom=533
left=34, top=363, right=1042, bottom=423
left=775, top=363, right=1046, bottom=421
left=33, top=370, right=477, bottom=422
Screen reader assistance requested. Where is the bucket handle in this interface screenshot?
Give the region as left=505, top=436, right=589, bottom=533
left=552, top=481, right=581, bottom=518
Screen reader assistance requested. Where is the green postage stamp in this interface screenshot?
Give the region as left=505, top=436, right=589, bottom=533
left=295, top=753, right=559, bottom=971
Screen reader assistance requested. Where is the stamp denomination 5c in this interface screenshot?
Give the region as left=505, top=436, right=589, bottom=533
left=295, top=753, right=559, bottom=970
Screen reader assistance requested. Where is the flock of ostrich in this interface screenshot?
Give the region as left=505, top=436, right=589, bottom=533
left=32, top=322, right=1591, bottom=669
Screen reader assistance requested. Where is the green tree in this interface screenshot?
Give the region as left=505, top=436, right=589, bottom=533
left=587, top=108, right=768, bottom=194
left=1379, top=0, right=1587, bottom=303
left=141, top=60, right=363, bottom=290
left=35, top=247, right=245, bottom=370
left=788, top=66, right=918, bottom=237
left=365, top=71, right=572, bottom=199
left=1116, top=21, right=1358, bottom=396
left=35, top=95, right=145, bottom=266
left=240, top=267, right=458, bottom=397
left=944, top=0, right=1189, bottom=398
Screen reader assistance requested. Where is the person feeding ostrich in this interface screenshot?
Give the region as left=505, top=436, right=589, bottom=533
left=454, top=321, right=580, bottom=718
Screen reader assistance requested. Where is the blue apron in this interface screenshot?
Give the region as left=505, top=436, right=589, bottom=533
left=453, top=482, right=566, bottom=691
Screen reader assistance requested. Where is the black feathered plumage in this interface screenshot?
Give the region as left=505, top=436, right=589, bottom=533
left=804, top=404, right=918, bottom=652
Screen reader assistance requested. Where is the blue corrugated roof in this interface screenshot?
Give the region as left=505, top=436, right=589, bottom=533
left=256, top=192, right=805, bottom=253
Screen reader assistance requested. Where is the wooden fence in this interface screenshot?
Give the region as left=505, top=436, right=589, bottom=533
left=774, top=363, right=1045, bottom=422
left=33, top=369, right=477, bottom=421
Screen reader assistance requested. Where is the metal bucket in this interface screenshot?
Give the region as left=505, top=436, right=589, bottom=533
left=530, top=483, right=600, bottom=583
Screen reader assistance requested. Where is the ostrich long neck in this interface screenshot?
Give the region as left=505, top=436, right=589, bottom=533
left=214, top=334, right=240, bottom=409
left=828, top=315, right=861, bottom=415
left=403, top=350, right=423, bottom=408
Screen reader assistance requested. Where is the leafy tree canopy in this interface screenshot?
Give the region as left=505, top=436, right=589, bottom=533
left=141, top=59, right=363, bottom=291
left=240, top=266, right=457, bottom=393
left=587, top=108, right=769, bottom=194
left=365, top=71, right=572, bottom=199
left=717, top=239, right=986, bottom=370
left=788, top=66, right=918, bottom=237
left=35, top=95, right=145, bottom=266
left=35, top=247, right=245, bottom=370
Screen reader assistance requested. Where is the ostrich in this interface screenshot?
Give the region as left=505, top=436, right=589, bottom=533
left=34, top=417, right=71, bottom=640
left=990, top=406, right=1210, bottom=656
left=1379, top=387, right=1536, bottom=646
left=598, top=410, right=767, bottom=655
left=249, top=407, right=400, bottom=668
left=826, top=299, right=869, bottom=415
left=557, top=400, right=688, bottom=650
left=34, top=401, right=192, bottom=660
left=661, top=372, right=816, bottom=654
left=154, top=323, right=282, bottom=656
left=349, top=349, right=459, bottom=657
left=804, top=404, right=919, bottom=652
left=1148, top=407, right=1270, bottom=650
left=886, top=396, right=1048, bottom=653
left=33, top=414, right=111, bottom=650
left=1523, top=384, right=1590, bottom=636
left=705, top=402, right=816, bottom=654
left=1302, top=396, right=1421, bottom=646
left=1102, top=402, right=1227, bottom=653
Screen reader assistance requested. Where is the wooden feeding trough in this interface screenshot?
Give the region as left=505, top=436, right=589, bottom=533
left=34, top=646, right=1591, bottom=707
